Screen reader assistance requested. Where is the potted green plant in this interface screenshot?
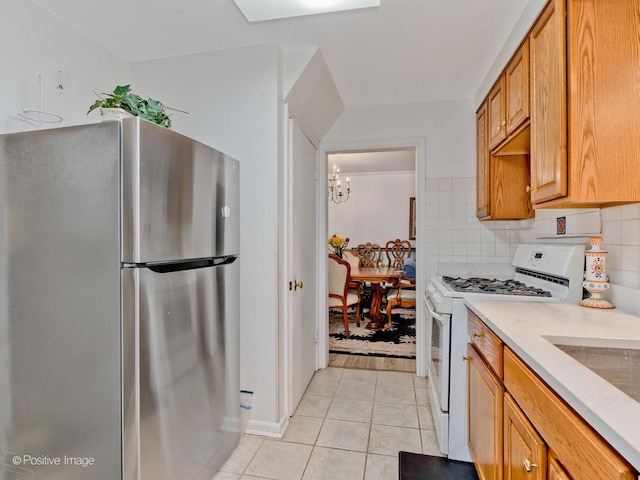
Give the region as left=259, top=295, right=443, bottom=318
left=87, top=84, right=187, bottom=128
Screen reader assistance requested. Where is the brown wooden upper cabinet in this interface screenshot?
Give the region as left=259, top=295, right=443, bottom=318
left=476, top=102, right=491, bottom=218
left=529, top=0, right=640, bottom=206
left=477, top=38, right=533, bottom=221
left=529, top=0, right=567, bottom=204
left=477, top=0, right=640, bottom=213
left=488, top=77, right=507, bottom=150
left=487, top=39, right=530, bottom=155
left=476, top=101, right=533, bottom=220
left=505, top=39, right=529, bottom=137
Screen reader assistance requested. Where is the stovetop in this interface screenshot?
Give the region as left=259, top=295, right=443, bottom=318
left=441, top=276, right=553, bottom=297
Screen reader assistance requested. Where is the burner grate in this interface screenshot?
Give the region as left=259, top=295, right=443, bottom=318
left=441, top=276, right=552, bottom=297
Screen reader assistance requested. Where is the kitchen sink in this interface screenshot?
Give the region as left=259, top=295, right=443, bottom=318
left=543, top=336, right=640, bottom=403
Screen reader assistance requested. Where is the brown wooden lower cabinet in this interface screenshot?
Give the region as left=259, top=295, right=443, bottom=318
left=503, top=393, right=546, bottom=480
left=468, top=343, right=503, bottom=480
left=466, top=309, right=638, bottom=480
left=547, top=452, right=570, bottom=480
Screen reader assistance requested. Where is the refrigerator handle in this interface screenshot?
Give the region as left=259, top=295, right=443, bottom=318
left=146, top=256, right=237, bottom=273
left=212, top=255, right=238, bottom=267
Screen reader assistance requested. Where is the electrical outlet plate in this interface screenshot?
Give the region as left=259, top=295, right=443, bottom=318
left=48, top=65, right=70, bottom=98
left=556, top=216, right=566, bottom=235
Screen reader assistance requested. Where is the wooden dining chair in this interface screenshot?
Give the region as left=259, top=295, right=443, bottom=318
left=385, top=238, right=412, bottom=269
left=328, top=253, right=361, bottom=337
left=385, top=252, right=416, bottom=328
left=355, top=242, right=382, bottom=267
left=342, top=249, right=361, bottom=270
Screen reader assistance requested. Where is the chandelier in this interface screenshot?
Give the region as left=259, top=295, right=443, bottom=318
left=328, top=164, right=351, bottom=204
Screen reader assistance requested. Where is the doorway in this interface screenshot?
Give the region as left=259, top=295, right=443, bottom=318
left=319, top=138, right=427, bottom=376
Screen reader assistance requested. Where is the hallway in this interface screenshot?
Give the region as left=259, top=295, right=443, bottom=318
left=214, top=366, right=441, bottom=479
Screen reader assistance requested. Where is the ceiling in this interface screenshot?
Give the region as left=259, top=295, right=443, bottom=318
left=33, top=0, right=529, bottom=108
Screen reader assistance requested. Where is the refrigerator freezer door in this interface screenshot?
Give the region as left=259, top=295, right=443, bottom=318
left=121, top=118, right=240, bottom=263
left=122, top=258, right=241, bottom=480
left=0, top=123, right=122, bottom=479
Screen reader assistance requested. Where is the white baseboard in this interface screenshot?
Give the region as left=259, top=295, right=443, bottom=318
left=244, top=415, right=290, bottom=438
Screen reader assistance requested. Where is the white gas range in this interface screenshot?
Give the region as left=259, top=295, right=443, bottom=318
left=425, top=244, right=585, bottom=462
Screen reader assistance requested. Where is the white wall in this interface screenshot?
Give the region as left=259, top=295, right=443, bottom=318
left=0, top=1, right=129, bottom=134
left=328, top=171, right=416, bottom=247
left=474, top=0, right=549, bottom=107
left=325, top=99, right=475, bottom=178
left=130, top=45, right=283, bottom=434
left=285, top=50, right=344, bottom=143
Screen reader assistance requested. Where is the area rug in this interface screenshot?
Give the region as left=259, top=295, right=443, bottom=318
left=329, top=307, right=416, bottom=359
left=399, top=452, right=479, bottom=480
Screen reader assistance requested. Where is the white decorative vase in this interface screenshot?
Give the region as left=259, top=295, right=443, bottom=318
left=100, top=108, right=134, bottom=122
left=579, top=236, right=614, bottom=309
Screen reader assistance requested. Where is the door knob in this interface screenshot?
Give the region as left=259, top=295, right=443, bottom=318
left=294, top=280, right=303, bottom=291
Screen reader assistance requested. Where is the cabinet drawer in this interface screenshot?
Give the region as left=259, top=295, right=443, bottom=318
left=503, top=347, right=636, bottom=480
left=468, top=311, right=503, bottom=378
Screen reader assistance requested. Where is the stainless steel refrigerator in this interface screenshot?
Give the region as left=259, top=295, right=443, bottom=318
left=0, top=117, right=241, bottom=480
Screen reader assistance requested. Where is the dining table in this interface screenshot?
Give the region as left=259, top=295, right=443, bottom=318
left=350, top=266, right=403, bottom=330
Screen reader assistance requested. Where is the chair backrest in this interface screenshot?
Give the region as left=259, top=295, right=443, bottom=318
left=342, top=249, right=361, bottom=271
left=355, top=242, right=382, bottom=267
left=328, top=253, right=350, bottom=299
left=385, top=239, right=412, bottom=269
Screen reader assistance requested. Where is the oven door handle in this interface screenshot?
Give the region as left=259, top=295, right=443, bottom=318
left=425, top=296, right=448, bottom=325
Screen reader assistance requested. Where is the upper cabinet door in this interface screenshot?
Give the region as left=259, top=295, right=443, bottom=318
left=529, top=0, right=567, bottom=204
left=505, top=39, right=530, bottom=136
left=568, top=0, right=640, bottom=202
left=476, top=102, right=490, bottom=218
left=488, top=76, right=507, bottom=150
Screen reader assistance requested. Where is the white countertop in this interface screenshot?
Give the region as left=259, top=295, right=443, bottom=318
left=464, top=299, right=640, bottom=471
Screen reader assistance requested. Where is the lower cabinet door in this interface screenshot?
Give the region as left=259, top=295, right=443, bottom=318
left=548, top=453, right=570, bottom=480
left=503, top=393, right=547, bottom=480
left=468, top=344, right=504, bottom=480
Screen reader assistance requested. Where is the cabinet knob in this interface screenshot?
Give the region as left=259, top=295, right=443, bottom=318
left=496, top=125, right=502, bottom=132
left=501, top=120, right=507, bottom=126
left=462, top=355, right=469, bottom=361
left=523, top=458, right=538, bottom=472
left=472, top=332, right=484, bottom=338
left=525, top=185, right=531, bottom=193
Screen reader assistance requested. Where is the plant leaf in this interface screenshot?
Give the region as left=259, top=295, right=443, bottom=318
left=113, top=85, right=131, bottom=96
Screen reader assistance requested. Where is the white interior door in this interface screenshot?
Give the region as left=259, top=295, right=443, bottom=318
left=290, top=118, right=318, bottom=411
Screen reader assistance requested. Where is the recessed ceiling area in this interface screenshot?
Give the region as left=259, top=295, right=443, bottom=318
left=33, top=0, right=530, bottom=107
left=328, top=150, right=415, bottom=174
left=233, top=0, right=380, bottom=22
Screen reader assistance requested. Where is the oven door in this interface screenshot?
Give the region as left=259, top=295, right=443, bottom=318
left=426, top=296, right=451, bottom=411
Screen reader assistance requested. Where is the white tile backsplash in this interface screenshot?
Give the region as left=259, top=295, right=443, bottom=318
left=424, top=176, right=534, bottom=278
left=423, top=178, right=640, bottom=302
left=601, top=203, right=640, bottom=292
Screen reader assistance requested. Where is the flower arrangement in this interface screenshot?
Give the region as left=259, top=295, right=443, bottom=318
left=328, top=234, right=349, bottom=258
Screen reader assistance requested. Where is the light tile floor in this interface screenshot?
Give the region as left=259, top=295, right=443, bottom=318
left=214, top=367, right=443, bottom=480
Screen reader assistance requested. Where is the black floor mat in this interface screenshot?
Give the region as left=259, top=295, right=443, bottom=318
left=399, top=452, right=479, bottom=480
